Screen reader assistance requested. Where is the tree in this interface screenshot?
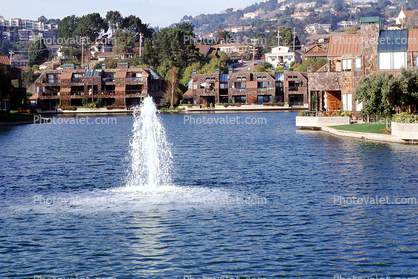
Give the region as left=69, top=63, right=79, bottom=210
left=355, top=73, right=398, bottom=128
left=21, top=68, right=41, bottom=88
left=198, top=57, right=227, bottom=74
left=38, top=16, right=48, bottom=24
left=0, top=67, right=11, bottom=101
left=396, top=67, right=418, bottom=113
left=74, top=13, right=108, bottom=43
left=106, top=11, right=124, bottom=32
left=122, top=15, right=153, bottom=38
left=294, top=58, right=327, bottom=72
left=216, top=26, right=231, bottom=44
left=165, top=67, right=180, bottom=108
left=345, top=26, right=357, bottom=34
left=141, top=25, right=202, bottom=70
left=112, top=29, right=134, bottom=57
left=58, top=15, right=80, bottom=45
left=28, top=37, right=49, bottom=66
left=254, top=64, right=269, bottom=72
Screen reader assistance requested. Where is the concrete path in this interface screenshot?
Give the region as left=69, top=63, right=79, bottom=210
left=321, top=126, right=415, bottom=144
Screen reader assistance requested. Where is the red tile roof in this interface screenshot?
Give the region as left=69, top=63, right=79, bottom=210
left=0, top=55, right=11, bottom=66
left=328, top=34, right=361, bottom=57
left=402, top=10, right=418, bottom=18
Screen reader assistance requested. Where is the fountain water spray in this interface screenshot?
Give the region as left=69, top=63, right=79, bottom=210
left=126, top=96, right=173, bottom=191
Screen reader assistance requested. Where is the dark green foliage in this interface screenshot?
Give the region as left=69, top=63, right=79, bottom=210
left=0, top=67, right=11, bottom=100
left=21, top=69, right=40, bottom=88
left=141, top=23, right=202, bottom=70
left=82, top=96, right=88, bottom=107
left=28, top=37, right=49, bottom=66
left=294, top=58, right=327, bottom=72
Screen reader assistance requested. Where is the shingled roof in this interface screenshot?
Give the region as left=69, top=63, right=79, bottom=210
left=0, top=55, right=11, bottom=66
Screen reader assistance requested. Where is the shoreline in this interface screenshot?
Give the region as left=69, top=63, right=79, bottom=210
left=36, top=105, right=305, bottom=115
left=320, top=126, right=417, bottom=145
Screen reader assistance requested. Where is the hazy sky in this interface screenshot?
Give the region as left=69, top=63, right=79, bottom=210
left=2, top=0, right=259, bottom=28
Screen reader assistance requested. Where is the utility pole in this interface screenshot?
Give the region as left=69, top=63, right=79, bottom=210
left=139, top=33, right=143, bottom=57
left=81, top=37, right=84, bottom=69
left=9, top=50, right=15, bottom=62
left=252, top=39, right=256, bottom=70
left=293, top=27, right=296, bottom=52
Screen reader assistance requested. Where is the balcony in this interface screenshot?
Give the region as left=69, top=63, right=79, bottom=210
left=72, top=92, right=84, bottom=96
left=257, top=88, right=268, bottom=92
left=236, top=88, right=247, bottom=92
left=205, top=88, right=216, bottom=93
left=42, top=92, right=59, bottom=97
left=102, top=78, right=115, bottom=82
left=289, top=87, right=299, bottom=91
left=46, top=79, right=59, bottom=84
left=71, top=78, right=84, bottom=83
left=101, top=91, right=115, bottom=95
left=126, top=90, right=144, bottom=95
left=126, top=77, right=142, bottom=82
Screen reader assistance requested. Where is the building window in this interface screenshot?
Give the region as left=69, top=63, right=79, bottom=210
left=234, top=96, right=246, bottom=103
left=220, top=83, right=228, bottom=89
left=258, top=81, right=269, bottom=88
left=234, top=82, right=246, bottom=92
left=342, top=93, right=352, bottom=111
left=355, top=58, right=361, bottom=72
left=378, top=52, right=407, bottom=70
left=342, top=59, right=351, bottom=72
left=136, top=73, right=142, bottom=77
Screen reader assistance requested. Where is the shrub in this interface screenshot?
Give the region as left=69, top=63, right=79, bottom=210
left=106, top=105, right=126, bottom=110
left=272, top=96, right=277, bottom=103
left=228, top=98, right=232, bottom=104
left=223, top=104, right=229, bottom=107
left=61, top=106, right=77, bottom=111
left=392, top=112, right=418, bottom=123
left=299, top=110, right=306, bottom=116
left=341, top=110, right=352, bottom=117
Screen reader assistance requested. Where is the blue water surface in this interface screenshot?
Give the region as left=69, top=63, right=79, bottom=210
left=1, top=112, right=418, bottom=278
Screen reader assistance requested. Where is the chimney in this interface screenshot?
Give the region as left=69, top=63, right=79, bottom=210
left=102, top=63, right=106, bottom=70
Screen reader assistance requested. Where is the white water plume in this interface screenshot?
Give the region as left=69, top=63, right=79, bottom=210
left=126, top=97, right=173, bottom=191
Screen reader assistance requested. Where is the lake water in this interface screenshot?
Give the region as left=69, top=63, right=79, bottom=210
left=1, top=112, right=418, bottom=278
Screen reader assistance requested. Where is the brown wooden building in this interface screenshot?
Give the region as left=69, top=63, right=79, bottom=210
left=36, top=63, right=164, bottom=110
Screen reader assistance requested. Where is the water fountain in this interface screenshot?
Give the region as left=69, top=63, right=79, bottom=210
left=126, top=96, right=173, bottom=191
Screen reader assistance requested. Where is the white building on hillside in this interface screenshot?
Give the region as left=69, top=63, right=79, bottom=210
left=265, top=46, right=301, bottom=68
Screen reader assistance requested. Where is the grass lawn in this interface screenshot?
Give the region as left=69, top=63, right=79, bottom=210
left=330, top=123, right=389, bottom=134
left=0, top=113, right=35, bottom=123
